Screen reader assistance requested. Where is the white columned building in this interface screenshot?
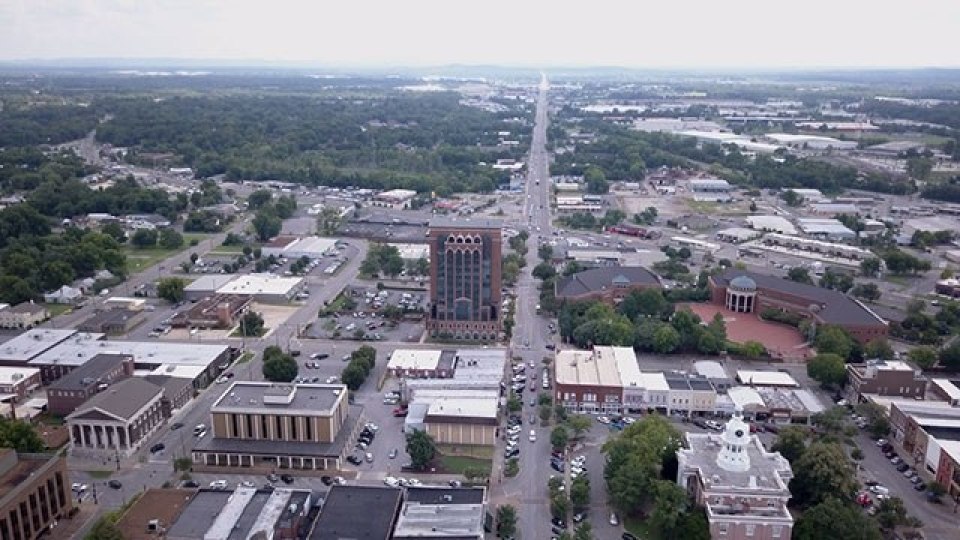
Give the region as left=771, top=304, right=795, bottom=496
left=67, top=378, right=165, bottom=457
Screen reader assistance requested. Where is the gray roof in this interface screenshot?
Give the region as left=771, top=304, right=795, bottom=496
left=429, top=217, right=502, bottom=230
left=142, top=374, right=194, bottom=398
left=167, top=490, right=233, bottom=539
left=68, top=377, right=162, bottom=421
left=212, top=382, right=345, bottom=416
left=310, top=486, right=402, bottom=540
left=556, top=266, right=660, bottom=298
left=713, top=269, right=886, bottom=327
left=8, top=302, right=47, bottom=314
left=729, top=275, right=757, bottom=291
left=48, top=354, right=129, bottom=391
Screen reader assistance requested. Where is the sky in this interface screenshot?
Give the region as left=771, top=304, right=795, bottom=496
left=1, top=0, right=959, bottom=69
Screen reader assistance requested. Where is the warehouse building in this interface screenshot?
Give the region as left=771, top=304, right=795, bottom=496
left=215, top=274, right=304, bottom=303
left=261, top=235, right=338, bottom=259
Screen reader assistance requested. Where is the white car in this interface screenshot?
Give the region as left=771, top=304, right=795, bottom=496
left=383, top=476, right=400, bottom=487
left=529, top=430, right=537, bottom=442
left=609, top=512, right=619, bottom=526
left=597, top=416, right=611, bottom=425
left=239, top=481, right=255, bottom=488
left=209, top=480, right=228, bottom=489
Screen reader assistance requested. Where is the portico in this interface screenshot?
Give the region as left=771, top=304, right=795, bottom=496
left=66, top=378, right=165, bottom=457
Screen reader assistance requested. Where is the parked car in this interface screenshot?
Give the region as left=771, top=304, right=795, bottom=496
left=107, top=480, right=122, bottom=489
left=280, top=474, right=294, bottom=484
left=150, top=443, right=165, bottom=453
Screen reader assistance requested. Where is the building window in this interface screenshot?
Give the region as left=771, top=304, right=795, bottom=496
left=772, top=525, right=783, bottom=538
left=718, top=523, right=728, bottom=536
left=746, top=524, right=755, bottom=536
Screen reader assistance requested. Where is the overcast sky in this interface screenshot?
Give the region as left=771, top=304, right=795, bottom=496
left=1, top=0, right=958, bottom=68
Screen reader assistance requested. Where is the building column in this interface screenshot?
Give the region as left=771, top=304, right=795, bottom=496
left=126, top=427, right=133, bottom=449
left=79, top=425, right=88, bottom=448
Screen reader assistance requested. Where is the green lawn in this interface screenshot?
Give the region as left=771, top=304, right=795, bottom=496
left=122, top=234, right=210, bottom=273
left=438, top=455, right=492, bottom=475
left=85, top=470, right=114, bottom=479
left=44, top=303, right=73, bottom=317
left=210, top=243, right=247, bottom=255
left=235, top=352, right=254, bottom=364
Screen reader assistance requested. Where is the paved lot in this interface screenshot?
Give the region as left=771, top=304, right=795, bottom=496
left=684, top=302, right=813, bottom=361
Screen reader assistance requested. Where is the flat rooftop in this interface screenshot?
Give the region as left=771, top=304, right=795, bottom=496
left=428, top=217, right=502, bottom=231
left=115, top=488, right=195, bottom=540
left=216, top=274, right=303, bottom=296
left=394, top=488, right=486, bottom=539
left=388, top=349, right=443, bottom=372
left=425, top=397, right=498, bottom=423
left=680, top=432, right=792, bottom=492
left=0, top=366, right=39, bottom=385
left=213, top=382, right=346, bottom=416
left=0, top=329, right=80, bottom=363
left=310, top=485, right=402, bottom=540
left=736, top=370, right=799, bottom=388
left=28, top=336, right=229, bottom=368
left=204, top=487, right=259, bottom=540
left=184, top=274, right=239, bottom=292
left=167, top=490, right=233, bottom=539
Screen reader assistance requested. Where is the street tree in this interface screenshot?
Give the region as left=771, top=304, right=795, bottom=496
left=159, top=228, right=184, bottom=250
left=649, top=480, right=690, bottom=538
left=239, top=311, right=265, bottom=336
left=570, top=477, right=590, bottom=512
left=814, top=325, right=854, bottom=358
left=863, top=338, right=894, bottom=360
left=405, top=430, right=437, bottom=471
left=262, top=353, right=297, bottom=383
left=771, top=425, right=808, bottom=464
left=247, top=189, right=273, bottom=209
left=340, top=362, right=366, bottom=390
left=538, top=244, right=554, bottom=262
left=157, top=277, right=187, bottom=303
left=789, top=442, right=859, bottom=507
left=550, top=493, right=571, bottom=521
left=851, top=283, right=881, bottom=302
left=908, top=345, right=938, bottom=369
left=567, top=415, right=592, bottom=439
left=787, top=266, right=814, bottom=284
left=551, top=425, right=569, bottom=450
left=603, top=415, right=682, bottom=514
left=131, top=228, right=158, bottom=248
left=793, top=497, right=881, bottom=540
left=860, top=257, right=882, bottom=277
left=496, top=505, right=517, bottom=538
left=807, top=353, right=847, bottom=388
left=0, top=417, right=45, bottom=452
left=572, top=521, right=592, bottom=540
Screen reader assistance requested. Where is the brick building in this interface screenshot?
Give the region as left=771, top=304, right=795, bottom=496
left=46, top=353, right=134, bottom=416
left=0, top=450, right=73, bottom=540
left=554, top=266, right=661, bottom=303
left=709, top=269, right=888, bottom=344
left=845, top=359, right=926, bottom=403
left=426, top=219, right=502, bottom=341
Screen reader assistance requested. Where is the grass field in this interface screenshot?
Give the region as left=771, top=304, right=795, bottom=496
left=43, top=303, right=73, bottom=317
left=123, top=233, right=210, bottom=273
left=210, top=243, right=247, bottom=255
left=438, top=455, right=492, bottom=475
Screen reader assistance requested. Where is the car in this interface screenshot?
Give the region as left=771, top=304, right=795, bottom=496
left=107, top=479, right=122, bottom=489
left=312, top=353, right=330, bottom=360
left=280, top=474, right=294, bottom=484
left=320, top=476, right=333, bottom=485
left=365, top=452, right=374, bottom=463
left=896, top=463, right=910, bottom=472
left=597, top=416, right=611, bottom=424
left=551, top=518, right=567, bottom=529
left=267, top=473, right=279, bottom=482
left=383, top=476, right=400, bottom=487
left=209, top=480, right=228, bottom=489
left=572, top=512, right=586, bottom=524
left=914, top=482, right=927, bottom=491
left=389, top=448, right=398, bottom=459
left=875, top=438, right=888, bottom=447
left=551, top=526, right=565, bottom=535
left=240, top=481, right=255, bottom=488
left=182, top=480, right=200, bottom=488
left=864, top=480, right=879, bottom=487
left=869, top=485, right=889, bottom=496
left=550, top=461, right=565, bottom=473
left=346, top=455, right=362, bottom=465
left=911, top=475, right=924, bottom=485
left=609, top=512, right=619, bottom=526
left=529, top=430, right=537, bottom=442
left=529, top=397, right=537, bottom=407
left=904, top=468, right=917, bottom=478
left=170, top=422, right=184, bottom=430
left=150, top=443, right=165, bottom=453
left=622, top=534, right=639, bottom=540
left=504, top=448, right=520, bottom=459
left=530, top=414, right=538, bottom=424
left=890, top=456, right=903, bottom=465
left=71, top=483, right=87, bottom=493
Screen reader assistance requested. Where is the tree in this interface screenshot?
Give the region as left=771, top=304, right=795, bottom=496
left=572, top=522, right=592, bottom=540
left=533, top=262, right=557, bottom=281
left=855, top=402, right=891, bottom=440
left=85, top=513, right=124, bottom=540
left=550, top=426, right=569, bottom=450
left=807, top=353, right=847, bottom=388
left=101, top=222, right=127, bottom=243
left=538, top=244, right=554, bottom=262
left=247, top=189, right=273, bottom=209
left=908, top=345, right=938, bottom=369
left=787, top=267, right=814, bottom=284
left=406, top=430, right=436, bottom=470
left=239, top=311, right=265, bottom=336
left=157, top=277, right=187, bottom=303
left=130, top=228, right=158, bottom=248
left=875, top=497, right=909, bottom=530
left=341, top=362, right=367, bottom=390
left=819, top=269, right=854, bottom=293
left=649, top=480, right=690, bottom=538
left=158, top=228, right=184, bottom=250
left=771, top=425, right=808, bottom=464
left=789, top=442, right=858, bottom=507
left=603, top=415, right=682, bottom=513
left=814, top=325, right=854, bottom=358
left=906, top=156, right=934, bottom=180
left=851, top=283, right=881, bottom=302
left=584, top=166, right=609, bottom=194
left=562, top=261, right=583, bottom=277
left=570, top=477, right=590, bottom=512
left=252, top=211, right=282, bottom=242
left=567, top=415, right=592, bottom=439
left=496, top=505, right=517, bottom=538
left=652, top=324, right=680, bottom=354
left=0, top=417, right=45, bottom=452
left=550, top=493, right=570, bottom=521
left=262, top=353, right=298, bottom=383
left=860, top=257, right=882, bottom=277
left=781, top=189, right=802, bottom=207
left=863, top=337, right=894, bottom=360
left=793, top=497, right=881, bottom=540
left=540, top=404, right=553, bottom=424
left=507, top=392, right=522, bottom=413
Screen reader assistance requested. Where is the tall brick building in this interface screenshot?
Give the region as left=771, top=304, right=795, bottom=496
left=426, top=219, right=502, bottom=340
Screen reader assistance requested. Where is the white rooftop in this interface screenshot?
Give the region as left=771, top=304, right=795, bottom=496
left=636, top=371, right=670, bottom=392
left=931, top=379, right=960, bottom=402
left=389, top=243, right=429, bottom=261
left=745, top=215, right=798, bottom=235
left=216, top=274, right=303, bottom=296
left=29, top=336, right=228, bottom=368
left=736, top=370, right=799, bottom=388
left=206, top=487, right=257, bottom=540
left=694, top=360, right=730, bottom=380
left=555, top=346, right=636, bottom=387
left=184, top=274, right=238, bottom=292
left=727, top=386, right=765, bottom=410
left=0, top=329, right=87, bottom=362
left=284, top=236, right=337, bottom=255
left=0, top=366, right=40, bottom=386
left=426, top=397, right=498, bottom=420
left=377, top=188, right=417, bottom=200
left=388, top=349, right=443, bottom=372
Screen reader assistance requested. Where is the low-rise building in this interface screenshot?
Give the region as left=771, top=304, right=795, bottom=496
left=885, top=401, right=960, bottom=499
left=215, top=273, right=304, bottom=303
left=76, top=308, right=145, bottom=335
left=929, top=378, right=960, bottom=406
left=309, top=485, right=402, bottom=540
left=164, top=486, right=313, bottom=540
left=554, top=346, right=639, bottom=414
left=387, top=349, right=451, bottom=379
left=424, top=397, right=498, bottom=446
left=689, top=178, right=734, bottom=202
left=846, top=359, right=926, bottom=403
left=169, top=294, right=253, bottom=329
left=67, top=377, right=167, bottom=458
left=192, top=382, right=362, bottom=472
left=0, top=303, right=49, bottom=330
left=393, top=487, right=486, bottom=540
left=554, top=266, right=661, bottom=303
left=677, top=413, right=794, bottom=539
left=0, top=366, right=41, bottom=400
left=373, top=189, right=418, bottom=209
left=665, top=373, right=718, bottom=416
left=261, top=236, right=338, bottom=259
left=43, top=285, right=83, bottom=305
left=0, top=450, right=74, bottom=540
left=46, top=354, right=134, bottom=416
left=693, top=361, right=734, bottom=393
